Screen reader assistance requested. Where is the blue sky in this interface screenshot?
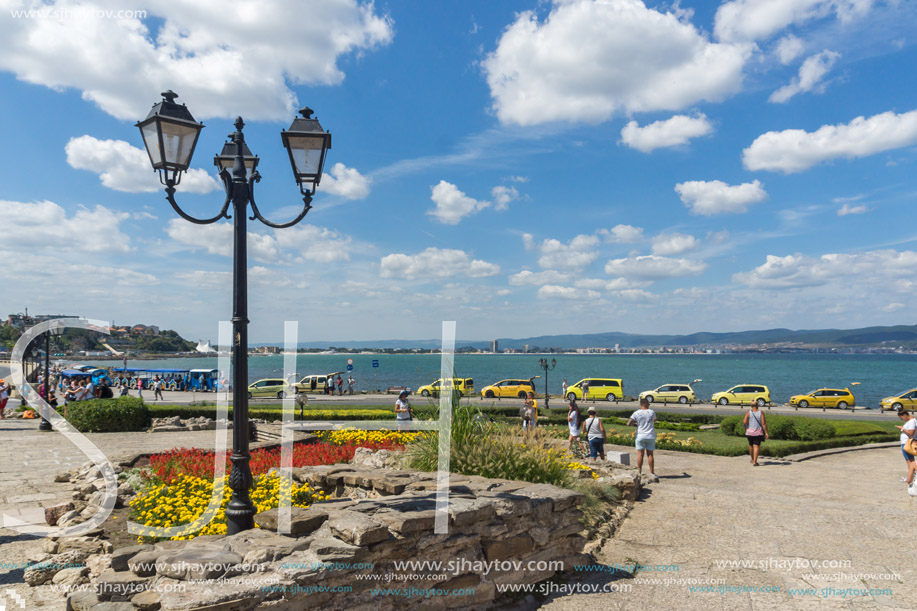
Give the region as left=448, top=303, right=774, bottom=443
left=1, top=0, right=916, bottom=343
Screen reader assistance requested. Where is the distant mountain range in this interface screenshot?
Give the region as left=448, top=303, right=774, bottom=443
left=285, top=324, right=917, bottom=350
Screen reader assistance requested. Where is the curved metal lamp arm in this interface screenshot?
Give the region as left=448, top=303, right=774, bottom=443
left=247, top=174, right=313, bottom=229
left=165, top=179, right=232, bottom=225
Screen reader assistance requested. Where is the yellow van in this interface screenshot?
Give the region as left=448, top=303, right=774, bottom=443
left=417, top=378, right=475, bottom=398
left=565, top=378, right=623, bottom=402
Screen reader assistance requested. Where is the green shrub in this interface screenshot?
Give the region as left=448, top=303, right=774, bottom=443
left=831, top=421, right=891, bottom=437
left=793, top=418, right=835, bottom=441
left=762, top=435, right=897, bottom=458
left=720, top=416, right=744, bottom=436
left=147, top=404, right=394, bottom=422
left=66, top=397, right=150, bottom=433
left=719, top=414, right=833, bottom=441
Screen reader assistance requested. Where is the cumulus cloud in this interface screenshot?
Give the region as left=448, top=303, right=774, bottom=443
left=714, top=0, right=876, bottom=43
left=0, top=200, right=131, bottom=253
left=742, top=109, right=917, bottom=173
left=508, top=270, right=566, bottom=286
left=491, top=185, right=520, bottom=210
left=775, top=34, right=805, bottom=64
left=0, top=0, right=393, bottom=120
left=320, top=163, right=371, bottom=199
left=769, top=50, right=840, bottom=103
left=379, top=247, right=500, bottom=280
left=599, top=224, right=645, bottom=244
left=619, top=113, right=714, bottom=152
left=427, top=181, right=490, bottom=224
left=482, top=0, right=752, bottom=125
left=537, top=285, right=600, bottom=300
left=65, top=136, right=219, bottom=193
left=604, top=255, right=706, bottom=280
left=651, top=233, right=698, bottom=256
left=734, top=250, right=917, bottom=289
left=526, top=234, right=600, bottom=270
left=675, top=179, right=768, bottom=215
left=837, top=203, right=868, bottom=216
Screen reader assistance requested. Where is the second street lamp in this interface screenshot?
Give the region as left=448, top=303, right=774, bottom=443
left=136, top=91, right=331, bottom=534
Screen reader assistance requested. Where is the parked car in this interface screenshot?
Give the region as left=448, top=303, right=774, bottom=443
left=248, top=378, right=295, bottom=399
left=294, top=372, right=344, bottom=393
left=565, top=378, right=623, bottom=402
left=878, top=389, right=917, bottom=411
left=638, top=384, right=696, bottom=405
left=480, top=378, right=537, bottom=399
left=789, top=388, right=855, bottom=409
left=417, top=378, right=474, bottom=398
left=711, top=384, right=771, bottom=407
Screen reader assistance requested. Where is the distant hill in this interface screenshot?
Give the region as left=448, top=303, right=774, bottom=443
left=286, top=324, right=917, bottom=350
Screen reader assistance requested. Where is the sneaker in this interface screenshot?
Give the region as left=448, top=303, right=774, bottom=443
left=900, top=477, right=908, bottom=482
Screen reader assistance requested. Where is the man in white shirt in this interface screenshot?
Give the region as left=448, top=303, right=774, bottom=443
left=628, top=397, right=658, bottom=481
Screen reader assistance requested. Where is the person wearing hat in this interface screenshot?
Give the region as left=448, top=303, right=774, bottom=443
left=395, top=390, right=412, bottom=431
left=0, top=378, right=10, bottom=419
left=581, top=406, right=606, bottom=460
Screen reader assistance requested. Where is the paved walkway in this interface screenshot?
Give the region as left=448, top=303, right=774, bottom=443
left=543, top=444, right=917, bottom=610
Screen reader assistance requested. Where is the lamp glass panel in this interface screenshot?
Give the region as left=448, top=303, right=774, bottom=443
left=286, top=134, right=324, bottom=176
left=161, top=121, right=199, bottom=168
left=141, top=122, right=162, bottom=168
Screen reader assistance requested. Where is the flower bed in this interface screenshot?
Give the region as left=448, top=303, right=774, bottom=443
left=314, top=429, right=425, bottom=446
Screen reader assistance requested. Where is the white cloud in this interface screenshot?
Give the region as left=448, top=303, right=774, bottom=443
left=273, top=224, right=351, bottom=263
left=675, top=179, right=768, bottom=215
left=428, top=181, right=490, bottom=224
left=491, top=185, right=520, bottom=210
left=320, top=163, right=371, bottom=200
left=775, top=34, right=804, bottom=64
left=0, top=200, right=131, bottom=253
left=606, top=277, right=653, bottom=291
left=651, top=233, right=698, bottom=256
left=769, top=50, right=840, bottom=103
left=714, top=0, right=876, bottom=43
left=619, top=113, right=714, bottom=152
left=537, top=285, right=600, bottom=300
left=604, top=255, right=706, bottom=280
left=65, top=136, right=219, bottom=193
left=482, top=0, right=752, bottom=125
left=0, top=0, right=393, bottom=121
left=734, top=250, right=917, bottom=289
left=527, top=234, right=600, bottom=270
left=379, top=247, right=500, bottom=280
left=600, top=224, right=645, bottom=243
left=508, top=270, right=566, bottom=286
left=612, top=288, right=659, bottom=303
left=837, top=203, right=868, bottom=216
left=743, top=109, right=917, bottom=173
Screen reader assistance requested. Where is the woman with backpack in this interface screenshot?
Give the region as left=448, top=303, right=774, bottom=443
left=581, top=407, right=606, bottom=460
left=743, top=402, right=770, bottom=466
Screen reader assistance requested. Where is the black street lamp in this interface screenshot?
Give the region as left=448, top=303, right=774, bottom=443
left=39, top=321, right=65, bottom=432
left=136, top=91, right=331, bottom=534
left=538, top=358, right=556, bottom=410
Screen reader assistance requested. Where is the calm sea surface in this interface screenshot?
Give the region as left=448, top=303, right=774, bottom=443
left=74, top=353, right=917, bottom=408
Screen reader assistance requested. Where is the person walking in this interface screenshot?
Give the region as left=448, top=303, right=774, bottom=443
left=567, top=398, right=582, bottom=450
left=336, top=375, right=344, bottom=396
left=582, top=379, right=590, bottom=401
left=395, top=390, right=412, bottom=431
left=347, top=375, right=355, bottom=395
left=521, top=394, right=534, bottom=432
left=153, top=376, right=164, bottom=401
left=743, top=403, right=769, bottom=466
left=581, top=407, right=606, bottom=460
left=628, top=397, right=658, bottom=481
left=0, top=379, right=10, bottom=419
left=896, top=409, right=917, bottom=485
left=527, top=391, right=538, bottom=429
left=562, top=378, right=568, bottom=398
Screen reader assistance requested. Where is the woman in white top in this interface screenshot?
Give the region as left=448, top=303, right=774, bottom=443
left=896, top=409, right=917, bottom=485
left=567, top=399, right=582, bottom=450
left=395, top=390, right=412, bottom=431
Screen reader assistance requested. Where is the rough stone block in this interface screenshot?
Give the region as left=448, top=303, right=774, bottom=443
left=130, top=589, right=162, bottom=611
left=483, top=534, right=534, bottom=562
left=255, top=506, right=328, bottom=537
left=96, top=569, right=151, bottom=601
left=326, top=510, right=389, bottom=546
left=309, top=537, right=362, bottom=562
left=606, top=450, right=630, bottom=465
left=373, top=509, right=436, bottom=534
left=45, top=501, right=75, bottom=526
left=154, top=549, right=243, bottom=581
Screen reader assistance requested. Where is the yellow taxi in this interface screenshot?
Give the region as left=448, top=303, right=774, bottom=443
left=878, top=389, right=917, bottom=411
left=789, top=388, right=855, bottom=409
left=480, top=378, right=538, bottom=399
left=248, top=378, right=296, bottom=399
left=565, top=378, right=623, bottom=402
left=417, top=378, right=474, bottom=398
left=638, top=384, right=696, bottom=405
left=711, top=384, right=771, bottom=407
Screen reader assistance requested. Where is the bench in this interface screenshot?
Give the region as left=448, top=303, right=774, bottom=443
left=386, top=386, right=409, bottom=395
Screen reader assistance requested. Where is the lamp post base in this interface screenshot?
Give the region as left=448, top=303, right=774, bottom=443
left=39, top=418, right=53, bottom=431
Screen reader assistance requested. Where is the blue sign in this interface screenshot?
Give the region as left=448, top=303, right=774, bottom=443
left=372, top=360, right=379, bottom=368
left=346, top=364, right=353, bottom=371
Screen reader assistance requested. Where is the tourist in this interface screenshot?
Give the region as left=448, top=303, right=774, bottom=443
left=84, top=377, right=96, bottom=400
left=562, top=378, right=568, bottom=398
left=395, top=390, right=412, bottom=430
left=520, top=395, right=534, bottom=431
left=153, top=376, right=164, bottom=401
left=119, top=376, right=129, bottom=397
left=743, top=402, right=769, bottom=466
left=348, top=375, right=355, bottom=395
left=527, top=391, right=539, bottom=428
left=336, top=375, right=344, bottom=396
left=582, top=407, right=606, bottom=460
left=896, top=409, right=917, bottom=485
left=99, top=380, right=114, bottom=399
left=323, top=376, right=331, bottom=396
left=310, top=376, right=317, bottom=392
left=567, top=398, right=582, bottom=450
left=0, top=378, right=10, bottom=419
left=628, top=397, right=658, bottom=481
left=582, top=379, right=590, bottom=401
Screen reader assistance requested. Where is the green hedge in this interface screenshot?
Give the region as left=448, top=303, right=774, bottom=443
left=762, top=434, right=897, bottom=458
left=721, top=414, right=834, bottom=441
left=147, top=404, right=395, bottom=422
left=66, top=397, right=150, bottom=433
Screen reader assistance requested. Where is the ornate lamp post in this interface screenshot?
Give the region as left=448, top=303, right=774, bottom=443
left=39, top=321, right=65, bottom=431
left=136, top=91, right=331, bottom=534
left=537, top=358, right=556, bottom=410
